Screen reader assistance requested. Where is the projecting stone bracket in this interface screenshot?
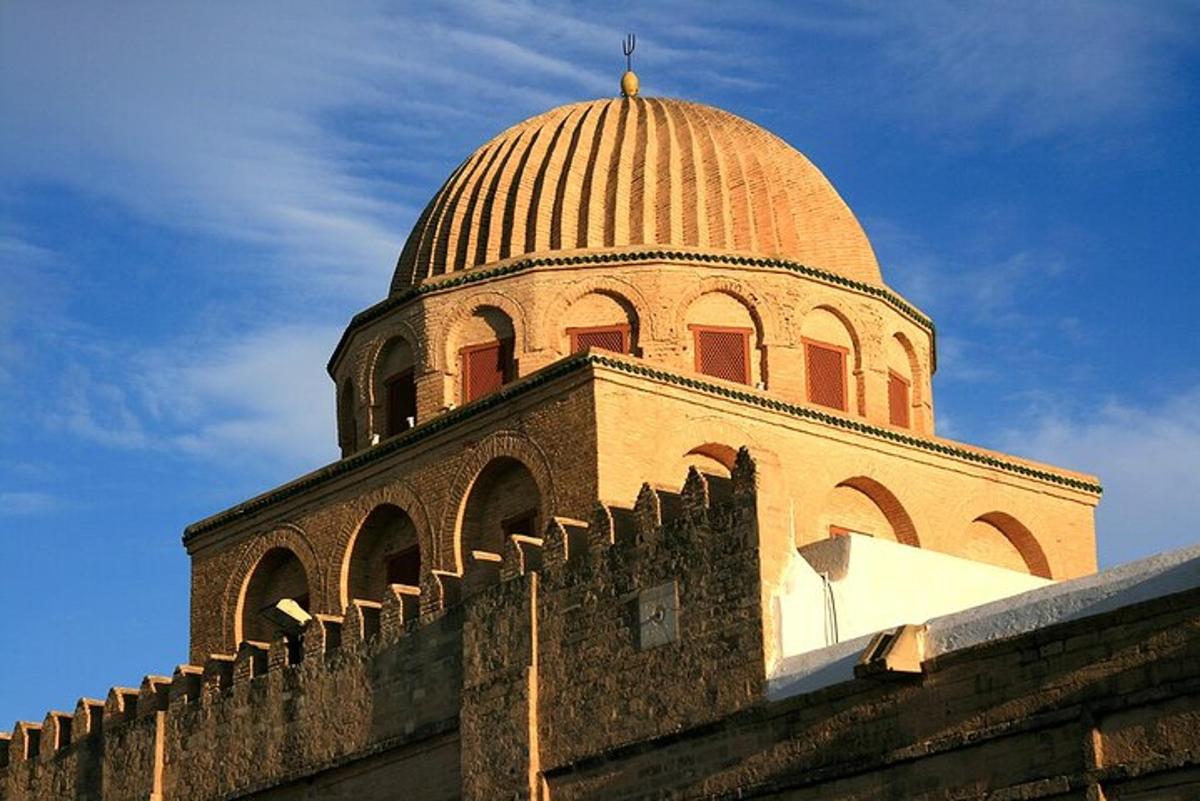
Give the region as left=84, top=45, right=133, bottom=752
left=855, top=624, right=927, bottom=678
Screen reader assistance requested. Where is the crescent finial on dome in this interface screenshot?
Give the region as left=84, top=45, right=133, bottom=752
left=621, top=32, right=639, bottom=97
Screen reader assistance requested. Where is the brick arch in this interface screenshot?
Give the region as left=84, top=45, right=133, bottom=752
left=671, top=276, right=781, bottom=346
left=224, top=523, right=323, bottom=648
left=797, top=302, right=864, bottom=369
left=545, top=275, right=656, bottom=351
left=685, top=443, right=739, bottom=471
left=440, top=430, right=558, bottom=573
left=433, top=290, right=530, bottom=372
left=833, top=477, right=920, bottom=547
left=359, top=319, right=423, bottom=407
left=335, top=478, right=435, bottom=608
left=972, top=511, right=1052, bottom=579
left=888, top=330, right=925, bottom=407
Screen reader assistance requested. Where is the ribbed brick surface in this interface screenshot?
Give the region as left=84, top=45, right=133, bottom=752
left=390, top=98, right=882, bottom=292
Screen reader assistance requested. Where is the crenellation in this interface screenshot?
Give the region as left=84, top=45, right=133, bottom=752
left=232, top=641, right=269, bottom=685
left=302, top=615, right=342, bottom=661
left=136, top=675, right=170, bottom=718
left=200, top=655, right=234, bottom=700
left=633, top=483, right=663, bottom=545
left=343, top=599, right=382, bottom=650
left=680, top=466, right=710, bottom=523
left=380, top=583, right=420, bottom=636
left=102, top=688, right=138, bottom=727
left=266, top=635, right=298, bottom=671
left=168, top=665, right=203, bottom=708
left=505, top=533, right=544, bottom=577
left=425, top=570, right=462, bottom=614
left=72, top=699, right=104, bottom=742
left=588, top=502, right=616, bottom=550
left=9, top=723, right=40, bottom=764
left=38, top=712, right=70, bottom=758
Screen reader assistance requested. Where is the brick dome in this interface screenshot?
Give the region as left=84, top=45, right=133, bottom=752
left=390, top=97, right=882, bottom=294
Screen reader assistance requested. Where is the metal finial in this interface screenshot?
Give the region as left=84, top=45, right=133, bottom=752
left=621, top=33, right=640, bottom=97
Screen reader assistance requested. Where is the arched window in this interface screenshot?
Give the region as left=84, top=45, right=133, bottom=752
left=459, top=457, right=541, bottom=596
left=800, top=308, right=858, bottom=413
left=240, top=547, right=310, bottom=643
left=458, top=307, right=516, bottom=403
left=886, top=334, right=918, bottom=429
left=562, top=291, right=637, bottom=355
left=337, top=378, right=357, bottom=457
left=346, top=505, right=421, bottom=604
left=375, top=338, right=417, bottom=438
left=685, top=292, right=762, bottom=386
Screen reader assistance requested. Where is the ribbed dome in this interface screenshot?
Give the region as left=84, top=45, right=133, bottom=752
left=390, top=97, right=882, bottom=294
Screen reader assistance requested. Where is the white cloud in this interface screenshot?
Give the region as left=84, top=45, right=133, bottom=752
left=47, top=324, right=341, bottom=472
left=0, top=491, right=57, bottom=517
left=1000, top=387, right=1200, bottom=568
left=877, top=0, right=1195, bottom=142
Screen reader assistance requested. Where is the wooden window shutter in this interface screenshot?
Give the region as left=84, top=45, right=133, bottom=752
left=385, top=369, right=417, bottom=436
left=888, top=371, right=911, bottom=428
left=569, top=325, right=630, bottom=354
left=463, top=340, right=513, bottom=402
left=805, top=341, right=847, bottom=411
left=693, top=327, right=751, bottom=385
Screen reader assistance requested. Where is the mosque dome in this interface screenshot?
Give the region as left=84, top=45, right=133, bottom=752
left=390, top=97, right=882, bottom=294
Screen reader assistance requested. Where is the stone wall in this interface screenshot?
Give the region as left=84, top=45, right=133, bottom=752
left=543, top=586, right=1200, bottom=800
left=1, top=452, right=1196, bottom=801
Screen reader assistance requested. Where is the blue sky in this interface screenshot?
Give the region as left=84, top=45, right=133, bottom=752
left=1, top=1, right=1198, bottom=725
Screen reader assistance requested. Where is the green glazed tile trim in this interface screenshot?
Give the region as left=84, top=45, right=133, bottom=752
left=328, top=250, right=935, bottom=372
left=186, top=353, right=1100, bottom=544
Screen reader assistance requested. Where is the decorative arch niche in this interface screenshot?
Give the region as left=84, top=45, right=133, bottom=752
left=683, top=290, right=766, bottom=387
left=886, top=332, right=921, bottom=430
left=457, top=456, right=542, bottom=597
left=816, top=476, right=919, bottom=547
left=451, top=306, right=517, bottom=404
left=238, top=547, right=311, bottom=643
left=800, top=306, right=862, bottom=415
left=560, top=290, right=639, bottom=355
left=373, top=336, right=418, bottom=438
left=343, top=504, right=421, bottom=606
left=683, top=443, right=738, bottom=477
left=967, top=512, right=1052, bottom=578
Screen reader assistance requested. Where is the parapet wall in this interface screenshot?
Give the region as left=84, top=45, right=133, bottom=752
left=2, top=451, right=769, bottom=801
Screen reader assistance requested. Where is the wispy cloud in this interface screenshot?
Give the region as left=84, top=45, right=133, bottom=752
left=999, top=386, right=1200, bottom=567
left=871, top=0, right=1196, bottom=142
left=44, top=325, right=340, bottom=472
left=771, top=0, right=1197, bottom=145
left=0, top=491, right=57, bottom=517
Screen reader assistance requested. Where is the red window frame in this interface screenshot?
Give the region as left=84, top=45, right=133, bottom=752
left=567, top=324, right=631, bottom=354
left=887, top=370, right=911, bottom=429
left=384, top=369, right=417, bottom=437
left=690, top=325, right=753, bottom=385
left=803, top=338, right=849, bottom=412
left=460, top=339, right=514, bottom=403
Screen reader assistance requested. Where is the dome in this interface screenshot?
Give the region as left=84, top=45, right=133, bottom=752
left=390, top=97, right=882, bottom=294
